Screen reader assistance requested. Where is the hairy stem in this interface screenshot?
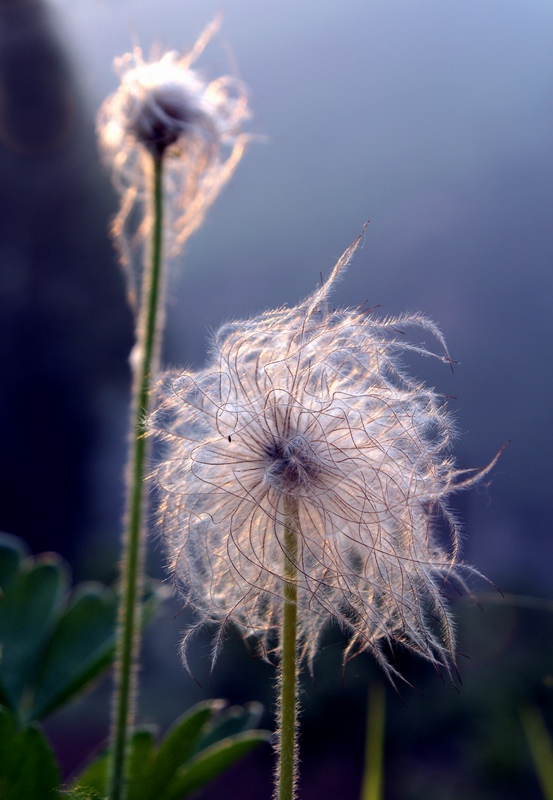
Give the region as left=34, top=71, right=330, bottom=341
left=108, top=154, right=165, bottom=800
left=277, top=498, right=299, bottom=800
left=360, top=682, right=386, bottom=800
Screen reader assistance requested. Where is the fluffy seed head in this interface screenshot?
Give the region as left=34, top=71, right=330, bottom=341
left=97, top=18, right=250, bottom=303
left=149, top=231, right=490, bottom=682
left=113, top=57, right=219, bottom=156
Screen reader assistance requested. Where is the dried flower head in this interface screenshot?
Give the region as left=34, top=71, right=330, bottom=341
left=149, top=231, right=491, bottom=682
left=97, top=18, right=250, bottom=304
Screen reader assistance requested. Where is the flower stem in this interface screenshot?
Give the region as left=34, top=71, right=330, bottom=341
left=277, top=499, right=299, bottom=800
left=360, top=682, right=386, bottom=800
left=108, top=154, right=165, bottom=800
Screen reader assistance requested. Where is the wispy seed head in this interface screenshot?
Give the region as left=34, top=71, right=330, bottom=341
left=96, top=18, right=250, bottom=302
left=149, top=230, right=496, bottom=683
left=114, top=55, right=219, bottom=156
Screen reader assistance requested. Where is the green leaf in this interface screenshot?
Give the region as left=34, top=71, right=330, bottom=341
left=0, top=533, right=28, bottom=592
left=73, top=704, right=270, bottom=800
left=127, top=728, right=157, bottom=798
left=163, top=731, right=271, bottom=800
left=71, top=749, right=108, bottom=795
left=0, top=704, right=61, bottom=800
left=129, top=700, right=223, bottom=800
left=0, top=555, right=68, bottom=717
left=63, top=788, right=105, bottom=800
left=196, top=701, right=264, bottom=752
left=28, top=583, right=118, bottom=721
left=0, top=532, right=168, bottom=724
left=31, top=578, right=165, bottom=723
left=73, top=727, right=157, bottom=798
left=0, top=535, right=23, bottom=709
left=141, top=578, right=169, bottom=626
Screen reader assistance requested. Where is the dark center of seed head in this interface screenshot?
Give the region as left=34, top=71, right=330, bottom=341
left=134, top=90, right=201, bottom=155
left=265, top=435, right=317, bottom=491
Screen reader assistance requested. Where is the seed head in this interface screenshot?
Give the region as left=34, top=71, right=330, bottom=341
left=111, top=56, right=219, bottom=157
left=97, top=19, right=250, bottom=303
left=149, top=231, right=491, bottom=682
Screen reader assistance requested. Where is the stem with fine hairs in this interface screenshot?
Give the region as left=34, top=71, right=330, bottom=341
left=360, top=682, right=386, bottom=800
left=108, top=154, right=165, bottom=800
left=276, top=498, right=300, bottom=800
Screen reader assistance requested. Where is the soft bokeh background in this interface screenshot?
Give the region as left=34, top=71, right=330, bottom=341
left=1, top=0, right=552, bottom=797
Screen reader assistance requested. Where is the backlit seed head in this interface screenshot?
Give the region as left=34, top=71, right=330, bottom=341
left=118, top=58, right=219, bottom=156
left=97, top=18, right=250, bottom=304
left=149, top=230, right=495, bottom=682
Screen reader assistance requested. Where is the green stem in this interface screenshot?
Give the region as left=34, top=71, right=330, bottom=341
left=521, top=706, right=553, bottom=800
left=108, top=154, right=165, bottom=800
left=277, top=499, right=299, bottom=800
left=360, top=682, right=386, bottom=800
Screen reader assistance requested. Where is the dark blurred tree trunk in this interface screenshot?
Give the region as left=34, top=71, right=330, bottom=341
left=0, top=0, right=133, bottom=569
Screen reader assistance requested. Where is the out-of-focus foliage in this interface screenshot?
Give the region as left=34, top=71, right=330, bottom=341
left=0, top=534, right=270, bottom=798
left=0, top=704, right=61, bottom=800
left=72, top=700, right=270, bottom=800
left=522, top=706, right=553, bottom=800
left=0, top=532, right=160, bottom=724
left=0, top=698, right=270, bottom=800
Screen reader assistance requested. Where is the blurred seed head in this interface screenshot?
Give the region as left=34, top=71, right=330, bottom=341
left=149, top=231, right=493, bottom=683
left=97, top=18, right=250, bottom=305
left=113, top=55, right=219, bottom=157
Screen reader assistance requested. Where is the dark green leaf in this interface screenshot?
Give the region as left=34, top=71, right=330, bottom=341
left=129, top=701, right=223, bottom=800
left=73, top=706, right=270, bottom=800
left=127, top=728, right=157, bottom=799
left=141, top=578, right=170, bottom=626
left=0, top=556, right=68, bottom=717
left=163, top=731, right=271, bottom=800
left=0, top=533, right=28, bottom=592
left=196, top=701, right=264, bottom=752
left=0, top=704, right=17, bottom=787
left=71, top=749, right=108, bottom=795
left=0, top=531, right=167, bottom=723
left=73, top=727, right=157, bottom=799
left=0, top=704, right=61, bottom=800
left=32, top=578, right=165, bottom=723
left=28, top=583, right=118, bottom=721
left=63, top=788, right=105, bottom=800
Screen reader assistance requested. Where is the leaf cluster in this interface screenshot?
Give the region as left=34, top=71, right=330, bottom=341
left=0, top=532, right=125, bottom=724
left=0, top=533, right=270, bottom=800
left=72, top=700, right=270, bottom=800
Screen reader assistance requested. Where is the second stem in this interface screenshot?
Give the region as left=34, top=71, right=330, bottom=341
left=278, top=498, right=299, bottom=800
left=108, top=153, right=165, bottom=800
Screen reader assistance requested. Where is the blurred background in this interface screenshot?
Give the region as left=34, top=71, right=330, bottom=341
left=0, top=0, right=552, bottom=797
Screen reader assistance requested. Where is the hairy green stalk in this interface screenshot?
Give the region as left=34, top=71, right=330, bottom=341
left=108, top=154, right=165, bottom=800
left=277, top=499, right=299, bottom=800
left=360, top=682, right=386, bottom=800
left=521, top=706, right=553, bottom=800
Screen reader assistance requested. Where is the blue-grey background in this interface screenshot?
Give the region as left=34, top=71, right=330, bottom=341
left=1, top=0, right=552, bottom=797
